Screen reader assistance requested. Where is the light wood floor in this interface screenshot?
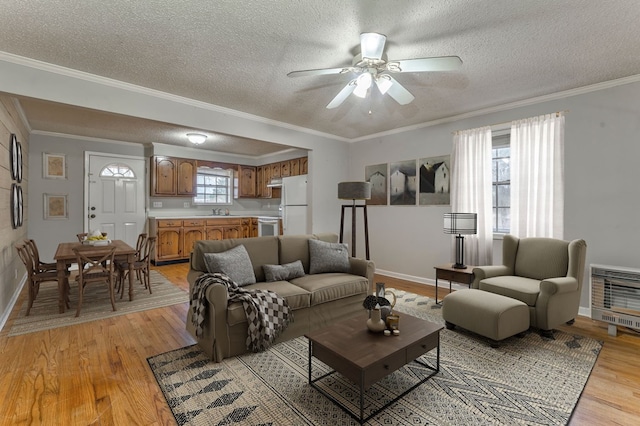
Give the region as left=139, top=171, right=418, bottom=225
left=1, top=263, right=639, bottom=425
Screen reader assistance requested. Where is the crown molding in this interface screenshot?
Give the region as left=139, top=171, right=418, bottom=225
left=0, top=51, right=348, bottom=143
left=10, top=97, right=32, bottom=133
left=350, top=73, right=640, bottom=142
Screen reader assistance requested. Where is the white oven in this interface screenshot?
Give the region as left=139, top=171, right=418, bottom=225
left=258, top=217, right=280, bottom=237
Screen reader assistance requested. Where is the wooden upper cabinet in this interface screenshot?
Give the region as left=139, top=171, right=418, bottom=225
left=151, top=156, right=196, bottom=197
left=301, top=157, right=308, bottom=174
left=238, top=165, right=256, bottom=198
left=280, top=161, right=291, bottom=177
left=271, top=162, right=281, bottom=179
left=152, top=157, right=177, bottom=196
left=256, top=166, right=264, bottom=198
left=177, top=159, right=196, bottom=196
left=290, top=158, right=301, bottom=176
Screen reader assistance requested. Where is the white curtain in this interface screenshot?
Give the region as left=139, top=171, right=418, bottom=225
left=451, top=126, right=493, bottom=266
left=510, top=113, right=565, bottom=238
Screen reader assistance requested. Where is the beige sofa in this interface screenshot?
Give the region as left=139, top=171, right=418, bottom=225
left=471, top=234, right=587, bottom=336
left=186, top=233, right=375, bottom=362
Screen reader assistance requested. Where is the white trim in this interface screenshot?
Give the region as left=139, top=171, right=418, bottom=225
left=0, top=51, right=349, bottom=143
left=350, top=74, right=640, bottom=142
left=0, top=273, right=26, bottom=332
left=11, top=97, right=32, bottom=133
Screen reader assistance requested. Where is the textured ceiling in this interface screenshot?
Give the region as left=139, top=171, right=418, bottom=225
left=1, top=1, right=640, bottom=155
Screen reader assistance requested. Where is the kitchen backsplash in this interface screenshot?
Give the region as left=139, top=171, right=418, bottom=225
left=148, top=196, right=281, bottom=217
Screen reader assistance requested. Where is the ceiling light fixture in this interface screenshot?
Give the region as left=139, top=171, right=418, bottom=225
left=186, top=133, right=207, bottom=145
left=353, top=72, right=373, bottom=98
left=375, top=75, right=393, bottom=94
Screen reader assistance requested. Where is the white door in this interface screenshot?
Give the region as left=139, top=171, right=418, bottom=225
left=86, top=153, right=146, bottom=248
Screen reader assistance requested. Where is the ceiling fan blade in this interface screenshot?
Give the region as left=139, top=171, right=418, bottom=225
left=384, top=76, right=415, bottom=105
left=287, top=67, right=350, bottom=78
left=360, top=32, right=386, bottom=60
left=388, top=56, right=463, bottom=73
left=326, top=81, right=356, bottom=109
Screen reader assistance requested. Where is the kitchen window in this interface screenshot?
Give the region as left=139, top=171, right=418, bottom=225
left=193, top=168, right=233, bottom=205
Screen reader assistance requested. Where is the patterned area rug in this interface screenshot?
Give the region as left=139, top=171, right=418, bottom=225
left=148, top=290, right=602, bottom=425
left=9, top=270, right=188, bottom=336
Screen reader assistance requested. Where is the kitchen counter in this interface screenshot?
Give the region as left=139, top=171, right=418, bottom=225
left=148, top=214, right=280, bottom=219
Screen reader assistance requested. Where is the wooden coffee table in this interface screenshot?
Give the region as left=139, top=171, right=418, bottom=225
left=305, top=312, right=443, bottom=424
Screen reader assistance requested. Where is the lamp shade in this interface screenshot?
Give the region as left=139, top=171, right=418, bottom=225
left=338, top=181, right=371, bottom=200
left=444, top=213, right=477, bottom=235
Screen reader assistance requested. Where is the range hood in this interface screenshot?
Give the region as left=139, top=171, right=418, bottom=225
left=266, top=178, right=283, bottom=188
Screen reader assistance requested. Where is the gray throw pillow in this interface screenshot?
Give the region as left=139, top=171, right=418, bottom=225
left=263, top=260, right=305, bottom=282
left=203, top=245, right=256, bottom=286
left=308, top=239, right=350, bottom=274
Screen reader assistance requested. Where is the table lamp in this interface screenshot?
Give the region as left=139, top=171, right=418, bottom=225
left=444, top=213, right=477, bottom=269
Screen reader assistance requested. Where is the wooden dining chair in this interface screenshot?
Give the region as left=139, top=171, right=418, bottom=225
left=76, top=233, right=88, bottom=242
left=24, top=239, right=57, bottom=273
left=72, top=246, right=118, bottom=317
left=16, top=244, right=69, bottom=316
left=116, top=236, right=156, bottom=298
left=114, top=233, right=147, bottom=294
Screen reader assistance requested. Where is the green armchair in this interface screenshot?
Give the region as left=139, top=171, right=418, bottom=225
left=472, top=235, right=587, bottom=336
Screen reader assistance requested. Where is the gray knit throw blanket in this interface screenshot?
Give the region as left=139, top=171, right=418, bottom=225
left=191, top=273, right=292, bottom=352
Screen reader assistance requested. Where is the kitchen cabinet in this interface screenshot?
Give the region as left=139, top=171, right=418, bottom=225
left=241, top=218, right=251, bottom=238
left=238, top=165, right=257, bottom=198
left=300, top=157, right=308, bottom=174
left=271, top=162, right=281, bottom=179
left=205, top=218, right=243, bottom=241
left=156, top=220, right=183, bottom=261
left=256, top=166, right=264, bottom=198
left=251, top=218, right=258, bottom=237
left=183, top=219, right=205, bottom=254
left=290, top=158, right=301, bottom=176
left=151, top=156, right=196, bottom=197
left=280, top=160, right=291, bottom=177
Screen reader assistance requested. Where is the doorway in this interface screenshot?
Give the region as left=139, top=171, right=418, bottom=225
left=85, top=152, right=146, bottom=248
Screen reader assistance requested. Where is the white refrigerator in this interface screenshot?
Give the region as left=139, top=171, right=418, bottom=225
left=281, top=174, right=308, bottom=235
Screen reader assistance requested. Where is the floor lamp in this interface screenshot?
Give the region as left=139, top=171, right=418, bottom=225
left=444, top=213, right=477, bottom=269
left=338, top=182, right=371, bottom=260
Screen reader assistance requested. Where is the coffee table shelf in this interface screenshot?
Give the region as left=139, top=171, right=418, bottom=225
left=306, top=312, right=443, bottom=424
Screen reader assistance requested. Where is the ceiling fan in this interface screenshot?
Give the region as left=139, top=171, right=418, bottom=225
left=288, top=33, right=462, bottom=109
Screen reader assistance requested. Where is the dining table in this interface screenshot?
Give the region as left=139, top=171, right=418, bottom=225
left=53, top=239, right=137, bottom=314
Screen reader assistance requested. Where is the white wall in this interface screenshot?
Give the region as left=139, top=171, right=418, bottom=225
left=349, top=80, right=640, bottom=309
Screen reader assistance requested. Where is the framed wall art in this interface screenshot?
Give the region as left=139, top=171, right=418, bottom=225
left=44, top=193, right=68, bottom=220
left=10, top=134, right=20, bottom=181
left=43, top=152, right=67, bottom=179
left=418, top=155, right=451, bottom=205
left=389, top=160, right=417, bottom=206
left=365, top=163, right=388, bottom=205
left=10, top=183, right=23, bottom=229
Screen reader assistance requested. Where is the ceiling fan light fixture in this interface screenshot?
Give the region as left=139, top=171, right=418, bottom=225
left=186, top=133, right=207, bottom=145
left=375, top=75, right=393, bottom=94
left=360, top=32, right=386, bottom=60
left=353, top=72, right=372, bottom=98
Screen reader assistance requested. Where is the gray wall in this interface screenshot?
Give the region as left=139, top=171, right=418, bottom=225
left=349, top=80, right=640, bottom=310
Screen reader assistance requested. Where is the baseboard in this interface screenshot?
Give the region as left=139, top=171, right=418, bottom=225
left=0, top=272, right=26, bottom=332
left=375, top=268, right=591, bottom=318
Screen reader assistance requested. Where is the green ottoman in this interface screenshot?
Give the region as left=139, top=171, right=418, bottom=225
left=442, top=289, right=530, bottom=347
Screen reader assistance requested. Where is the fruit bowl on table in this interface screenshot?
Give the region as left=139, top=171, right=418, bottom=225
left=82, top=238, right=111, bottom=246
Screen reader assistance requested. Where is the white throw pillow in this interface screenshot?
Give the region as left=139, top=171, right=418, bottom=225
left=203, top=245, right=256, bottom=286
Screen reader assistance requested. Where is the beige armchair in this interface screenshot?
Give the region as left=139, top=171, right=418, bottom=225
left=472, top=235, right=587, bottom=336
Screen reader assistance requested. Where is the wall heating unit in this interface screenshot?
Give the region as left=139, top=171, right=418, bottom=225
left=591, top=264, right=640, bottom=336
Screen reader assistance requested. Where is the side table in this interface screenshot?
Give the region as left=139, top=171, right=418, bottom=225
left=434, top=264, right=475, bottom=304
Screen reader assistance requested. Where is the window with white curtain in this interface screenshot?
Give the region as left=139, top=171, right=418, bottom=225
left=193, top=168, right=233, bottom=205
left=492, top=133, right=510, bottom=234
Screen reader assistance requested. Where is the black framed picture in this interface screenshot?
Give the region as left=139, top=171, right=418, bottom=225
left=16, top=141, right=23, bottom=183
left=10, top=134, right=19, bottom=181
left=17, top=185, right=23, bottom=227
left=11, top=184, right=19, bottom=229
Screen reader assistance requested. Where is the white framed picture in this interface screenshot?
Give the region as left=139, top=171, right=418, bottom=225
left=43, top=153, right=67, bottom=179
left=44, top=193, right=68, bottom=220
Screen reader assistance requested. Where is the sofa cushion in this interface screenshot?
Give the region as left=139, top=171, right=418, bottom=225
left=279, top=234, right=317, bottom=273
left=203, top=245, right=256, bottom=286
left=192, top=236, right=279, bottom=282
left=290, top=273, right=369, bottom=306
left=226, top=281, right=312, bottom=326
left=479, top=275, right=540, bottom=306
left=263, top=260, right=305, bottom=282
left=308, top=239, right=350, bottom=274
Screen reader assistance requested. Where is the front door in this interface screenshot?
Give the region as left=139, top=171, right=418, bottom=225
left=86, top=153, right=146, bottom=248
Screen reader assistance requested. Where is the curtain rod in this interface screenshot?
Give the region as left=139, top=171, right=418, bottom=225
left=452, top=110, right=569, bottom=135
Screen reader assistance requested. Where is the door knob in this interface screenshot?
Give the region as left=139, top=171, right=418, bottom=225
left=90, top=214, right=96, bottom=218
left=90, top=206, right=96, bottom=211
